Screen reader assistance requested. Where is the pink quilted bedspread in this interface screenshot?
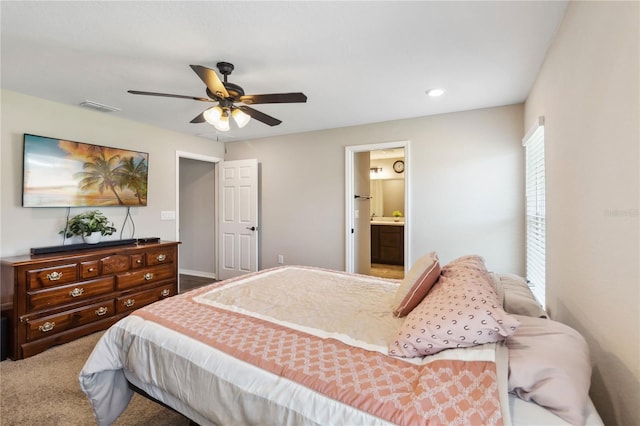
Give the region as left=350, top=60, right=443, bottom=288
left=135, top=279, right=504, bottom=426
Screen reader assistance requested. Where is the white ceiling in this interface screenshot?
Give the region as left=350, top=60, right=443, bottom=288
left=1, top=1, right=568, bottom=142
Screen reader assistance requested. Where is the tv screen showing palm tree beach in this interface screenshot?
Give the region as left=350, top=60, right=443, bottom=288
left=22, top=134, right=149, bottom=207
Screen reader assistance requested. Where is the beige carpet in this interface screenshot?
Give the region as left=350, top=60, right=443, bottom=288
left=0, top=331, right=190, bottom=425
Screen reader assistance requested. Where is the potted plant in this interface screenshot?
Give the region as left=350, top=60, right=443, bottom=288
left=392, top=210, right=403, bottom=222
left=60, top=210, right=117, bottom=244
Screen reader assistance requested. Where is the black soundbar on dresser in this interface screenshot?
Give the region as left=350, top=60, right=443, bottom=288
left=30, top=238, right=137, bottom=255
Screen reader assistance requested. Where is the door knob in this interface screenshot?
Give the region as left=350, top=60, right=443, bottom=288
left=246, top=226, right=257, bottom=231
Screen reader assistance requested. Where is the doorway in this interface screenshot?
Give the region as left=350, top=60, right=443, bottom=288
left=345, top=141, right=410, bottom=277
left=369, top=148, right=406, bottom=279
left=176, top=151, right=221, bottom=291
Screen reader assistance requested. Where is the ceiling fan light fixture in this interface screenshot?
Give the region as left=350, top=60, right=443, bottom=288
left=214, top=111, right=230, bottom=131
left=203, top=106, right=223, bottom=125
left=232, top=108, right=251, bottom=128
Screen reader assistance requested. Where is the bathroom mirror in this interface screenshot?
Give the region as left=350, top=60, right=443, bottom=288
left=370, top=179, right=405, bottom=218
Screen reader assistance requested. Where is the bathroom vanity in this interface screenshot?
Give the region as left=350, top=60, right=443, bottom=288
left=370, top=221, right=404, bottom=265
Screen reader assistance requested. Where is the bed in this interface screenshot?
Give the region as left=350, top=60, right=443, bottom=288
left=80, top=254, right=603, bottom=426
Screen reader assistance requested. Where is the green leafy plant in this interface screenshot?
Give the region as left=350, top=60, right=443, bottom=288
left=60, top=210, right=116, bottom=238
left=392, top=210, right=403, bottom=218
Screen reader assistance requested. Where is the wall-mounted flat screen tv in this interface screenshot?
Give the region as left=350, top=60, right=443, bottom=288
left=22, top=134, right=149, bottom=207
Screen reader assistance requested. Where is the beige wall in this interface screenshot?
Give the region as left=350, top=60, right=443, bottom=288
left=225, top=103, right=524, bottom=273
left=524, top=2, right=639, bottom=425
left=0, top=90, right=225, bottom=257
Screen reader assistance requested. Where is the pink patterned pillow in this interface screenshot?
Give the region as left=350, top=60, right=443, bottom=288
left=392, top=252, right=440, bottom=317
left=389, top=255, right=520, bottom=357
left=445, top=254, right=488, bottom=271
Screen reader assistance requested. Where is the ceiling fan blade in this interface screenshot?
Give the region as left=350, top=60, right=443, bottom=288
left=190, top=111, right=206, bottom=123
left=190, top=65, right=229, bottom=99
left=238, top=92, right=307, bottom=105
left=237, top=105, right=282, bottom=126
left=128, top=90, right=212, bottom=102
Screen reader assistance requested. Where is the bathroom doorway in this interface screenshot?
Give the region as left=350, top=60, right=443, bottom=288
left=369, top=148, right=405, bottom=279
left=345, top=141, right=409, bottom=279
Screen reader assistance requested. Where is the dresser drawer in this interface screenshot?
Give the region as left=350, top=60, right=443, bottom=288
left=27, top=277, right=115, bottom=312
left=116, top=264, right=175, bottom=290
left=27, top=263, right=78, bottom=289
left=26, top=300, right=115, bottom=341
left=130, top=253, right=145, bottom=269
left=101, top=254, right=131, bottom=275
left=80, top=260, right=100, bottom=279
left=116, top=283, right=176, bottom=314
left=146, top=247, right=176, bottom=266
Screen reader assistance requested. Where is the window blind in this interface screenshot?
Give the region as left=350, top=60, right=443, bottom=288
left=523, top=119, right=545, bottom=308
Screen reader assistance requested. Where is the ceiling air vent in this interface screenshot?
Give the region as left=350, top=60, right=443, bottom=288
left=79, top=100, right=121, bottom=113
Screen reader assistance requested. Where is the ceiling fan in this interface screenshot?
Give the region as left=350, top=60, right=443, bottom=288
left=128, top=62, right=307, bottom=131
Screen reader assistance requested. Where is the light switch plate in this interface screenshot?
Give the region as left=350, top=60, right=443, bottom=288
left=160, top=211, right=176, bottom=220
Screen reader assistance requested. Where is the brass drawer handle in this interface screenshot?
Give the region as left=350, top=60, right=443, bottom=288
left=161, top=288, right=170, bottom=297
left=46, top=271, right=63, bottom=281
left=95, top=306, right=108, bottom=316
left=69, top=287, right=84, bottom=297
left=136, top=259, right=143, bottom=264
left=88, top=267, right=95, bottom=272
left=39, top=322, right=55, bottom=332
left=144, top=272, right=154, bottom=281
left=156, top=254, right=167, bottom=262
left=124, top=299, right=135, bottom=308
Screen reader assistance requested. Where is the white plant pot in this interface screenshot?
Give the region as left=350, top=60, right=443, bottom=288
left=83, top=232, right=102, bottom=244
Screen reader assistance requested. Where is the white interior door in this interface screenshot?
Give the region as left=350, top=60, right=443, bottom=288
left=218, top=159, right=259, bottom=280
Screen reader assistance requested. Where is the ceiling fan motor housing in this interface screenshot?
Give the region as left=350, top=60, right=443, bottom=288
left=223, top=82, right=244, bottom=98
left=216, top=61, right=235, bottom=76
left=215, top=62, right=244, bottom=98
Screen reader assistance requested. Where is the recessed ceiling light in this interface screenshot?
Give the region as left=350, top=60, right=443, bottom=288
left=426, top=88, right=445, bottom=97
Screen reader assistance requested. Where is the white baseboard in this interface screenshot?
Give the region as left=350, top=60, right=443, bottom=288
left=179, top=269, right=217, bottom=280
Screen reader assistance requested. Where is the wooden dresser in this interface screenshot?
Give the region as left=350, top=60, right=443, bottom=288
left=0, top=241, right=179, bottom=360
